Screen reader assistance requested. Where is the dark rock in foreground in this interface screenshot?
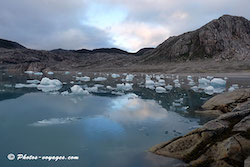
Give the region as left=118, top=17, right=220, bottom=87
left=150, top=89, right=250, bottom=167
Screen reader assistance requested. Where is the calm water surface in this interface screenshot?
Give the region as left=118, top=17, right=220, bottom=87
left=0, top=71, right=249, bottom=167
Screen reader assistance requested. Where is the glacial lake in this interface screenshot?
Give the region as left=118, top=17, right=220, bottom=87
left=0, top=71, right=249, bottom=167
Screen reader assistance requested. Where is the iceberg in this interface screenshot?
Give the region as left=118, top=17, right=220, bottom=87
left=165, top=84, right=173, bottom=90
left=85, top=86, right=98, bottom=93
left=47, top=71, right=54, bottom=75
left=76, top=76, right=90, bottom=82
left=106, top=86, right=115, bottom=90
left=61, top=91, right=69, bottom=95
left=198, top=78, right=210, bottom=85
left=70, top=85, right=89, bottom=95
left=125, top=74, right=134, bottom=82
left=15, top=83, right=38, bottom=88
left=24, top=71, right=33, bottom=74
left=37, top=77, right=62, bottom=92
left=26, top=79, right=40, bottom=84
left=211, top=78, right=226, bottom=87
left=93, top=77, right=107, bottom=82
left=117, top=83, right=133, bottom=91
left=34, top=72, right=43, bottom=75
left=111, top=74, right=120, bottom=78
left=204, top=86, right=214, bottom=95
left=155, top=87, right=166, bottom=93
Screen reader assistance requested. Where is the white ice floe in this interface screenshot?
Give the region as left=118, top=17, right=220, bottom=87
left=111, top=91, right=125, bottom=96
left=65, top=71, right=70, bottom=75
left=172, top=102, right=181, bottom=107
left=117, top=83, right=133, bottom=91
left=228, top=84, right=239, bottom=92
left=165, top=84, right=173, bottom=90
left=157, top=79, right=166, bottom=86
left=34, top=72, right=43, bottom=75
left=106, top=86, right=115, bottom=90
left=85, top=86, right=98, bottom=93
left=111, top=74, right=120, bottom=78
left=70, top=81, right=74, bottom=84
left=30, top=117, right=80, bottom=127
left=24, top=71, right=33, bottom=74
left=191, top=86, right=199, bottom=92
left=206, top=76, right=214, bottom=80
left=76, top=76, right=90, bottom=82
left=155, top=87, right=166, bottom=93
left=145, top=79, right=154, bottom=86
left=187, top=75, right=192, bottom=80
left=26, top=79, right=40, bottom=84
left=93, top=77, right=107, bottom=82
left=61, top=91, right=69, bottom=95
left=125, top=74, right=134, bottom=82
left=204, top=86, right=214, bottom=95
left=126, top=93, right=139, bottom=99
left=94, top=84, right=104, bottom=88
left=211, top=78, right=226, bottom=87
left=47, top=71, right=54, bottom=75
left=198, top=78, right=210, bottom=85
left=37, top=77, right=62, bottom=92
left=77, top=72, right=82, bottom=75
left=70, top=85, right=89, bottom=95
left=15, top=83, right=38, bottom=88
left=175, top=82, right=181, bottom=88
left=188, top=80, right=195, bottom=86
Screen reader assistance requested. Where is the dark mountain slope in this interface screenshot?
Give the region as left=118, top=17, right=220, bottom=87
left=141, top=15, right=250, bottom=63
left=0, top=39, right=26, bottom=49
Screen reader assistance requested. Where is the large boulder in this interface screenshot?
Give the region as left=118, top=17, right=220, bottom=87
left=150, top=90, right=250, bottom=167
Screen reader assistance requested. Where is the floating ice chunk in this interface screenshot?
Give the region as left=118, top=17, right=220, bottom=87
left=94, top=84, right=104, bottom=88
left=65, top=71, right=70, bottom=75
left=111, top=91, right=125, bottom=96
left=70, top=85, right=89, bottom=95
left=165, top=84, right=173, bottom=90
left=125, top=74, right=134, bottom=82
left=158, top=79, right=165, bottom=86
left=93, top=77, right=107, bottom=82
left=70, top=81, right=74, bottom=84
left=37, top=77, right=62, bottom=92
left=117, top=83, right=133, bottom=91
left=188, top=80, right=195, bottom=86
left=61, top=91, right=69, bottom=95
left=198, top=78, right=210, bottom=85
left=173, top=79, right=179, bottom=84
left=155, top=87, right=166, bottom=93
left=224, top=77, right=228, bottom=80
left=77, top=72, right=82, bottom=75
left=24, top=71, right=33, bottom=74
left=175, top=83, right=181, bottom=88
left=187, top=75, right=192, bottom=80
left=76, top=76, right=90, bottom=82
left=145, top=79, right=154, bottom=85
left=15, top=83, right=38, bottom=88
left=34, top=72, right=43, bottom=75
left=111, top=74, right=120, bottom=78
left=107, top=86, right=115, bottom=90
left=204, top=86, right=214, bottom=95
left=191, top=86, right=199, bottom=92
left=85, top=86, right=98, bottom=93
left=211, top=78, right=226, bottom=87
left=47, top=71, right=54, bottom=75
left=26, top=79, right=40, bottom=84
left=206, top=76, right=214, bottom=80
left=30, top=117, right=80, bottom=127
left=126, top=93, right=139, bottom=99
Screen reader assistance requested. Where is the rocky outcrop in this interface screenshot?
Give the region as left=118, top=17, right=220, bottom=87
left=142, top=15, right=250, bottom=63
left=200, top=88, right=250, bottom=115
left=150, top=89, right=250, bottom=167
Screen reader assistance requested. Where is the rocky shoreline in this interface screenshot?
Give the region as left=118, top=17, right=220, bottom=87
left=150, top=89, right=250, bottom=167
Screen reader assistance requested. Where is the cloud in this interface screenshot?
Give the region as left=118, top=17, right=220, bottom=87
left=0, top=0, right=249, bottom=51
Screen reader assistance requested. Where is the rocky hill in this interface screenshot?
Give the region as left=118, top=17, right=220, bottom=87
left=0, top=39, right=25, bottom=49
left=141, top=15, right=250, bottom=63
left=0, top=15, right=249, bottom=72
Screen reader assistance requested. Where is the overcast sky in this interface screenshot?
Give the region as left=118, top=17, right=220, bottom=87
left=0, top=0, right=249, bottom=52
